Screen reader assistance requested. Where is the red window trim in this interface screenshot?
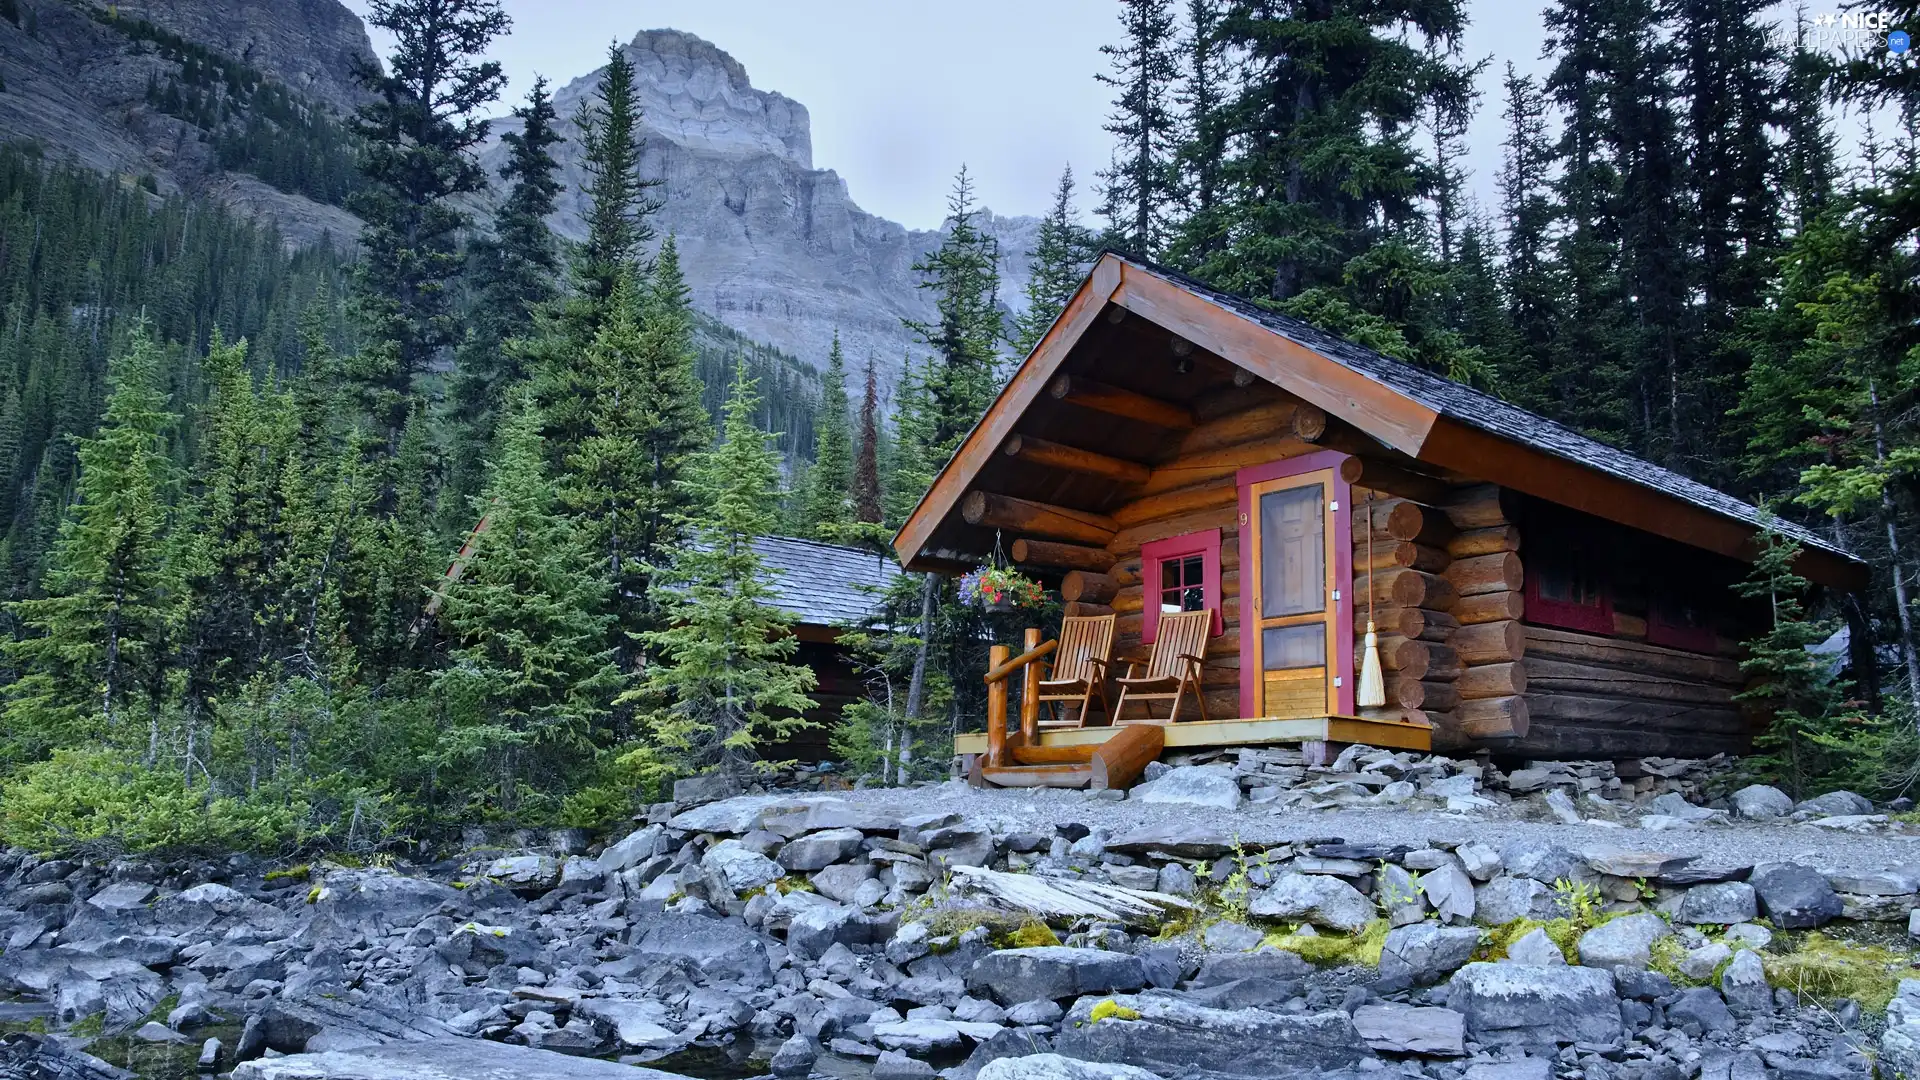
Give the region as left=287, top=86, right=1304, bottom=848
left=1141, top=529, right=1224, bottom=642
left=1646, top=601, right=1718, bottom=652
left=1522, top=563, right=1613, bottom=634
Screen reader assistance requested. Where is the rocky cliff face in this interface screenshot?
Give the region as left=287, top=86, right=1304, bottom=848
left=486, top=29, right=1040, bottom=372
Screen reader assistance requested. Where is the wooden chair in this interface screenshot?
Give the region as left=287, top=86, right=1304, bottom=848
left=1034, top=613, right=1116, bottom=728
left=1113, top=609, right=1213, bottom=724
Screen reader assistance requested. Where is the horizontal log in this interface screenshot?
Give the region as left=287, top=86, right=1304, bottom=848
left=1525, top=693, right=1748, bottom=733
left=1456, top=695, right=1530, bottom=739
left=1003, top=434, right=1150, bottom=485
left=1364, top=498, right=1428, bottom=542
left=1454, top=590, right=1524, bottom=625
left=1138, top=434, right=1318, bottom=497
left=1010, top=538, right=1112, bottom=572
left=1061, top=571, right=1117, bottom=605
left=1442, top=483, right=1521, bottom=529
left=1448, top=525, right=1522, bottom=558
left=1108, top=504, right=1238, bottom=555
left=1358, top=705, right=1431, bottom=728
left=1364, top=567, right=1457, bottom=611
left=1049, top=373, right=1195, bottom=429
left=1521, top=625, right=1742, bottom=684
left=1062, top=601, right=1115, bottom=619
left=1502, top=721, right=1752, bottom=760
left=1612, top=611, right=1648, bottom=638
left=1113, top=586, right=1143, bottom=615
left=1173, top=397, right=1326, bottom=457
left=1419, top=679, right=1460, bottom=712
left=1452, top=620, right=1525, bottom=664
left=1367, top=606, right=1459, bottom=643
left=1111, top=556, right=1143, bottom=587
left=1522, top=657, right=1735, bottom=705
left=1456, top=661, right=1527, bottom=699
left=1113, top=475, right=1236, bottom=528
left=1344, top=460, right=1451, bottom=505
left=963, top=491, right=1117, bottom=546
left=1385, top=675, right=1426, bottom=710
left=1354, top=539, right=1451, bottom=574
left=1445, top=552, right=1524, bottom=597
left=1359, top=636, right=1460, bottom=682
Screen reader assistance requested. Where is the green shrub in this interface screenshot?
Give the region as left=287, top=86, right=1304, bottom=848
left=0, top=748, right=312, bottom=855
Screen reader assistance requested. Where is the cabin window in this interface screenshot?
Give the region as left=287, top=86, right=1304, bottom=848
left=1523, top=541, right=1613, bottom=633
left=1647, top=594, right=1719, bottom=652
left=1141, top=529, right=1223, bottom=642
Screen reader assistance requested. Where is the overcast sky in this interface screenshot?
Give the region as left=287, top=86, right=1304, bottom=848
left=342, top=1, right=1839, bottom=232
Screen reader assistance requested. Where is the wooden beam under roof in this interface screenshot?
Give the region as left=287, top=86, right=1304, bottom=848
left=961, top=491, right=1118, bottom=547
left=1047, top=374, right=1196, bottom=429
left=1001, top=434, right=1150, bottom=486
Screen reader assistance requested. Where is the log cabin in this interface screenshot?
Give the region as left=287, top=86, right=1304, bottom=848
left=892, top=254, right=1867, bottom=782
left=753, top=535, right=899, bottom=761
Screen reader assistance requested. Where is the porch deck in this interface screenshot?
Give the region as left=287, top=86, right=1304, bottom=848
left=954, top=712, right=1432, bottom=758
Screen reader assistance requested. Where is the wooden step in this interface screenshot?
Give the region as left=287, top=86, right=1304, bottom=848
left=1011, top=745, right=1098, bottom=766
left=969, top=724, right=1167, bottom=791
left=980, top=763, right=1094, bottom=788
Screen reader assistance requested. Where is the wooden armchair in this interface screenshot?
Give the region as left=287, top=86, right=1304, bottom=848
left=1113, top=609, right=1213, bottom=724
left=1034, top=613, right=1116, bottom=728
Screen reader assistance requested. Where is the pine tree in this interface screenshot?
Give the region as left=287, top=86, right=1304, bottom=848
left=1011, top=167, right=1098, bottom=357
left=800, top=333, right=854, bottom=540
left=574, top=42, right=662, bottom=307
left=348, top=0, right=509, bottom=447
left=433, top=400, right=621, bottom=813
left=1496, top=64, right=1558, bottom=405
left=1167, top=0, right=1230, bottom=268
left=1781, top=12, right=1837, bottom=233
left=632, top=361, right=817, bottom=776
left=1096, top=0, right=1180, bottom=257
left=5, top=323, right=176, bottom=759
left=907, top=168, right=1006, bottom=459
left=852, top=358, right=884, bottom=528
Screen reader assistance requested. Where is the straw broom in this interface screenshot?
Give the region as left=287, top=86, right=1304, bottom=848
left=1356, top=491, right=1386, bottom=708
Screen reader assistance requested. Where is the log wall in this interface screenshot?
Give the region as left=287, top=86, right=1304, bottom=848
left=1506, top=626, right=1750, bottom=759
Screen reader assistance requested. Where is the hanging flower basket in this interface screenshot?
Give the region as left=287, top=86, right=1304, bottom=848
left=959, top=565, right=1046, bottom=612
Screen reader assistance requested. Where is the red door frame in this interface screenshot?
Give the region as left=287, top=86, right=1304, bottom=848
left=1236, top=450, right=1355, bottom=717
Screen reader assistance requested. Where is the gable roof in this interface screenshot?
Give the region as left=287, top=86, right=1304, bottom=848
left=753, top=535, right=901, bottom=629
left=893, top=253, right=1866, bottom=589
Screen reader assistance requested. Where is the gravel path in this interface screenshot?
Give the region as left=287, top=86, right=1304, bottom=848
left=835, top=781, right=1920, bottom=873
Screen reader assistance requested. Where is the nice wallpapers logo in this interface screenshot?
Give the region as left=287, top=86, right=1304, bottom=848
left=1783, top=10, right=1911, bottom=56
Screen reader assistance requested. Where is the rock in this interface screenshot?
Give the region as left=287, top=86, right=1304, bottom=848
left=1247, top=873, right=1375, bottom=932
left=1796, top=790, right=1874, bottom=817
left=812, top=862, right=877, bottom=904
left=873, top=1019, right=975, bottom=1054
left=1462, top=1061, right=1552, bottom=1080
left=1473, top=878, right=1554, bottom=925
left=1502, top=928, right=1565, bottom=967
left=1543, top=789, right=1582, bottom=825
left=1719, top=949, right=1771, bottom=1016
left=0, top=1032, right=132, bottom=1079
left=966, top=947, right=1146, bottom=1004
left=1678, top=942, right=1731, bottom=980
left=1645, top=792, right=1725, bottom=823
left=1200, top=921, right=1265, bottom=953
left=976, top=1055, right=1166, bottom=1080
left=313, top=871, right=459, bottom=931
left=1379, top=924, right=1483, bottom=987
left=1377, top=864, right=1426, bottom=926
left=1910, top=907, right=1920, bottom=939
left=1420, top=862, right=1476, bottom=924
left=1105, top=825, right=1236, bottom=860
left=1006, top=999, right=1065, bottom=1026
left=1129, top=766, right=1243, bottom=809
left=1724, top=923, right=1772, bottom=949
left=231, top=1037, right=689, bottom=1079
left=1501, top=844, right=1595, bottom=885
left=1457, top=843, right=1502, bottom=881
left=1155, top=863, right=1197, bottom=897
left=1750, top=863, right=1843, bottom=929
left=1575, top=912, right=1670, bottom=971
left=666, top=794, right=787, bottom=834
left=486, top=855, right=561, bottom=892
left=673, top=774, right=744, bottom=805
left=1582, top=848, right=1693, bottom=878
left=628, top=914, right=773, bottom=984
left=1731, top=785, right=1795, bottom=820
left=776, top=827, right=866, bottom=872
left=1677, top=882, right=1758, bottom=924
left=1054, top=996, right=1366, bottom=1077
left=1352, top=1004, right=1467, bottom=1057
left=770, top=1033, right=819, bottom=1078
left=1190, top=950, right=1311, bottom=987
left=701, top=840, right=785, bottom=894
left=85, top=883, right=155, bottom=913
left=572, top=1000, right=679, bottom=1050
left=1446, top=962, right=1623, bottom=1048
left=597, top=825, right=668, bottom=873
left=1667, top=987, right=1734, bottom=1034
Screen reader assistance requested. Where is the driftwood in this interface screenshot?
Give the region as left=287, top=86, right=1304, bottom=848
left=947, top=865, right=1196, bottom=923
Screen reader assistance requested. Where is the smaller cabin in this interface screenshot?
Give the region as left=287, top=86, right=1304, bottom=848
left=754, top=536, right=900, bottom=761
left=894, top=254, right=1866, bottom=772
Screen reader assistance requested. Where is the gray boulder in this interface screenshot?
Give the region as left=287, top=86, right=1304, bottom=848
left=966, top=947, right=1146, bottom=1004
left=1502, top=928, right=1565, bottom=967
left=701, top=841, right=785, bottom=894
left=597, top=825, right=668, bottom=873
left=1351, top=1004, right=1466, bottom=1057
left=1378, top=924, right=1483, bottom=987
left=1190, top=950, right=1310, bottom=988
left=485, top=855, right=561, bottom=892
left=1446, top=962, right=1623, bottom=1048
left=0, top=1032, right=131, bottom=1080
left=1420, top=862, right=1476, bottom=924
left=976, top=1055, right=1166, bottom=1080
left=1474, top=878, right=1555, bottom=925
left=776, top=828, right=867, bottom=872
left=811, top=863, right=878, bottom=904
left=231, top=1037, right=690, bottom=1079
left=1129, top=767, right=1243, bottom=810
left=1667, top=987, right=1734, bottom=1034
left=313, top=871, right=459, bottom=931
left=1106, top=825, right=1236, bottom=860
left=673, top=774, right=743, bottom=806
left=628, top=914, right=773, bottom=984
left=1750, top=864, right=1843, bottom=929
left=1677, top=882, right=1758, bottom=925
left=85, top=883, right=155, bottom=913
left=1247, top=873, right=1375, bottom=932
left=787, top=902, right=894, bottom=960
left=770, top=1033, right=819, bottom=1078
left=1377, top=864, right=1426, bottom=926
left=1731, top=785, right=1795, bottom=820
left=1796, top=790, right=1874, bottom=817
left=1718, top=949, right=1771, bottom=1016
left=1574, top=913, right=1671, bottom=972
left=1055, top=996, right=1366, bottom=1077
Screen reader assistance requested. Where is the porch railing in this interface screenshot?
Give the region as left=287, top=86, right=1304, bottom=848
left=982, top=627, right=1056, bottom=768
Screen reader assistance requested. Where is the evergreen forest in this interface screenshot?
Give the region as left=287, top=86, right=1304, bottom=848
left=1, top=0, right=1918, bottom=853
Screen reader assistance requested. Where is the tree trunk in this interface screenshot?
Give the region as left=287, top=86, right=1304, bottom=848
left=1870, top=381, right=1920, bottom=716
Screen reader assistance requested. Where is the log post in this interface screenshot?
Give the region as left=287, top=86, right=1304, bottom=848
left=1002, top=435, right=1151, bottom=485
left=1061, top=571, right=1118, bottom=605
left=986, top=644, right=1009, bottom=768
left=1020, top=628, right=1042, bottom=745
left=1010, top=538, right=1111, bottom=572
left=1049, top=374, right=1196, bottom=428
left=962, top=491, right=1117, bottom=546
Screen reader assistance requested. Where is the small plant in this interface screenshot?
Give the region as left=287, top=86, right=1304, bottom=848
left=1551, top=877, right=1605, bottom=928
left=1085, top=999, right=1142, bottom=1025
left=264, top=863, right=312, bottom=883
left=67, top=1013, right=104, bottom=1037
left=958, top=565, right=1046, bottom=611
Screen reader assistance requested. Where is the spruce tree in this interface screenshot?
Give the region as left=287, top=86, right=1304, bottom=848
left=800, top=333, right=854, bottom=540
left=1096, top=0, right=1180, bottom=256
left=1734, top=523, right=1857, bottom=795
left=1011, top=167, right=1098, bottom=357
left=5, top=323, right=176, bottom=758
left=852, top=358, right=884, bottom=528
left=1168, top=0, right=1229, bottom=267
left=575, top=42, right=662, bottom=307
left=907, top=168, right=1006, bottom=458
left=1496, top=64, right=1559, bottom=405
left=433, top=400, right=621, bottom=814
left=348, top=0, right=509, bottom=447
left=633, top=361, right=817, bottom=776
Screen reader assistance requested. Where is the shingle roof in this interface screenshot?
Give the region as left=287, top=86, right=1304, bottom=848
left=752, top=536, right=902, bottom=628
left=1121, top=254, right=1856, bottom=563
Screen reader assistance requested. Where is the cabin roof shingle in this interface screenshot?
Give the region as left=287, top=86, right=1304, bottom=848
left=752, top=535, right=901, bottom=628
left=1122, top=254, right=1851, bottom=562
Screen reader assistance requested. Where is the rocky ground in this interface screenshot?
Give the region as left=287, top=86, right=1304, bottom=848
left=2, top=747, right=1920, bottom=1080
